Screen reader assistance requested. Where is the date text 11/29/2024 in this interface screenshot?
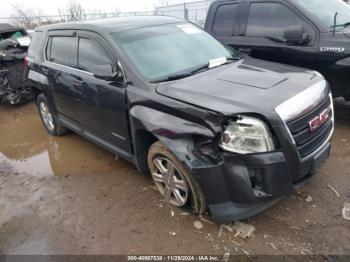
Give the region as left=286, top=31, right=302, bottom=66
left=127, top=256, right=221, bottom=261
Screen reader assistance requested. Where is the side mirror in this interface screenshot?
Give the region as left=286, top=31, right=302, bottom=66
left=93, top=64, right=114, bottom=79
left=284, top=25, right=310, bottom=45
left=93, top=64, right=124, bottom=82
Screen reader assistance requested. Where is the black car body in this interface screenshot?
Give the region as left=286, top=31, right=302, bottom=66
left=0, top=23, right=31, bottom=104
left=27, top=17, right=333, bottom=222
left=205, top=0, right=350, bottom=99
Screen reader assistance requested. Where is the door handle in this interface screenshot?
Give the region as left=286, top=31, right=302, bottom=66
left=238, top=48, right=252, bottom=55
left=41, top=67, right=49, bottom=74
left=72, top=77, right=84, bottom=86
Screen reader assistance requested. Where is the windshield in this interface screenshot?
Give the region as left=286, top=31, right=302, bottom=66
left=112, top=23, right=234, bottom=81
left=295, top=0, right=350, bottom=29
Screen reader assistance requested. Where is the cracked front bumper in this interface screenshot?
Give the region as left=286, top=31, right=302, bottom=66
left=192, top=142, right=331, bottom=222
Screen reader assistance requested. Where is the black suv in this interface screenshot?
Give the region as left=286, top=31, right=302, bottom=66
left=27, top=16, right=333, bottom=222
left=205, top=0, right=350, bottom=100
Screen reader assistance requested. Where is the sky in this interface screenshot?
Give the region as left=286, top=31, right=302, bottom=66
left=0, top=0, right=181, bottom=19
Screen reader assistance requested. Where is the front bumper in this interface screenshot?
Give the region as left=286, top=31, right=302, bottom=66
left=193, top=141, right=331, bottom=223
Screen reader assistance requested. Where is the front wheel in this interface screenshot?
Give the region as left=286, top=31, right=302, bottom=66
left=148, top=141, right=206, bottom=215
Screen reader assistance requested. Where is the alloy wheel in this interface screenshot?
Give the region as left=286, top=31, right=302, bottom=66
left=151, top=156, right=189, bottom=207
left=39, top=102, right=55, bottom=131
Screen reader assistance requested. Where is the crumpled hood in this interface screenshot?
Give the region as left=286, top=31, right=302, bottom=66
left=156, top=57, right=325, bottom=117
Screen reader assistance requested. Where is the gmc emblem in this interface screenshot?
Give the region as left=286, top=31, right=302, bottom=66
left=309, top=108, right=331, bottom=132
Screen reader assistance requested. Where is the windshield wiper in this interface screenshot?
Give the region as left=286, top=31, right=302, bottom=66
left=331, top=22, right=350, bottom=28
left=153, top=72, right=195, bottom=83
left=226, top=56, right=242, bottom=61
left=329, top=13, right=350, bottom=35
left=151, top=57, right=239, bottom=83
left=332, top=12, right=339, bottom=36
left=150, top=63, right=210, bottom=83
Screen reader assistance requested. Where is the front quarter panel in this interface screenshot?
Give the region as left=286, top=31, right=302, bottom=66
left=126, top=83, right=226, bottom=174
left=129, top=105, right=219, bottom=170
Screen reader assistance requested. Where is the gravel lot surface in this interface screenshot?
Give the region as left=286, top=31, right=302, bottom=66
left=0, top=101, right=349, bottom=256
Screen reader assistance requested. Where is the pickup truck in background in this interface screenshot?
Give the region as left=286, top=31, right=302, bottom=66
left=204, top=0, right=350, bottom=100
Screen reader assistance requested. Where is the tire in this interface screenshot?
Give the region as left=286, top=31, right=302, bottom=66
left=344, top=95, right=350, bottom=101
left=36, top=94, right=68, bottom=136
left=148, top=141, right=206, bottom=215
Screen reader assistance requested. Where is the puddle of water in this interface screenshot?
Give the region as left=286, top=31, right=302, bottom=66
left=0, top=103, right=135, bottom=177
left=4, top=151, right=54, bottom=177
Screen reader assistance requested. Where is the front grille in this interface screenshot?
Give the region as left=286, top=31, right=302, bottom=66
left=287, top=96, right=333, bottom=159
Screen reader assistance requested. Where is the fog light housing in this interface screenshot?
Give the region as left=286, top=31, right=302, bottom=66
left=248, top=168, right=267, bottom=197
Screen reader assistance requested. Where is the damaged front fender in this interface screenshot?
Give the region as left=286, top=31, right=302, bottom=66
left=129, top=105, right=220, bottom=172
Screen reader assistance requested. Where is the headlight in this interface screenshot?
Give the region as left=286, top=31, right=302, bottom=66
left=220, top=116, right=275, bottom=154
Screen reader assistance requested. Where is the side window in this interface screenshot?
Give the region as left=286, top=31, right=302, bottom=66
left=213, top=4, right=238, bottom=37
left=246, top=3, right=304, bottom=38
left=48, top=36, right=76, bottom=67
left=28, top=31, right=44, bottom=60
left=78, top=37, right=112, bottom=73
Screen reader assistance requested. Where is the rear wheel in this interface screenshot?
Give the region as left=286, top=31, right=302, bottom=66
left=37, top=94, right=68, bottom=136
left=148, top=141, right=206, bottom=215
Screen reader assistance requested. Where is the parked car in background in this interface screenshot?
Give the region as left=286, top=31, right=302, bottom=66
left=0, top=23, right=27, bottom=41
left=27, top=17, right=333, bottom=222
left=0, top=23, right=32, bottom=104
left=205, top=0, right=350, bottom=100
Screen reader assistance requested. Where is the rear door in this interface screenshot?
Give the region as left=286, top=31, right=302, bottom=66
left=235, top=1, right=318, bottom=66
left=43, top=31, right=80, bottom=120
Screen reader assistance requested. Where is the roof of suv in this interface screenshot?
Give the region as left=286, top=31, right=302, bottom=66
left=36, top=16, right=183, bottom=33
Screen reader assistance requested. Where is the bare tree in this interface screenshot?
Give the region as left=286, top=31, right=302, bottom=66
left=66, top=0, right=85, bottom=21
left=10, top=4, right=40, bottom=29
left=57, top=7, right=68, bottom=22
left=114, top=6, right=121, bottom=17
left=57, top=0, right=85, bottom=22
left=157, top=0, right=169, bottom=7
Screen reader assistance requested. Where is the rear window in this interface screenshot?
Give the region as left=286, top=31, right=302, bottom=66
left=213, top=4, right=238, bottom=36
left=28, top=31, right=44, bottom=60
left=47, top=36, right=76, bottom=67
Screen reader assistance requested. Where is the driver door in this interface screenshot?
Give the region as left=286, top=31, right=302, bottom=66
left=235, top=1, right=317, bottom=68
left=71, top=31, right=131, bottom=154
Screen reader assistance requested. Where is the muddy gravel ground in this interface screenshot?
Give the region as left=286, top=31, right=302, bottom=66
left=0, top=100, right=349, bottom=256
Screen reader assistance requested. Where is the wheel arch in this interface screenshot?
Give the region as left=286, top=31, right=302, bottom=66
left=30, top=85, right=43, bottom=100
left=129, top=105, right=217, bottom=174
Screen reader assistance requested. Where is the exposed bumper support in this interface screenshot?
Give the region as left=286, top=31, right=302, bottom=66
left=192, top=142, right=331, bottom=222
